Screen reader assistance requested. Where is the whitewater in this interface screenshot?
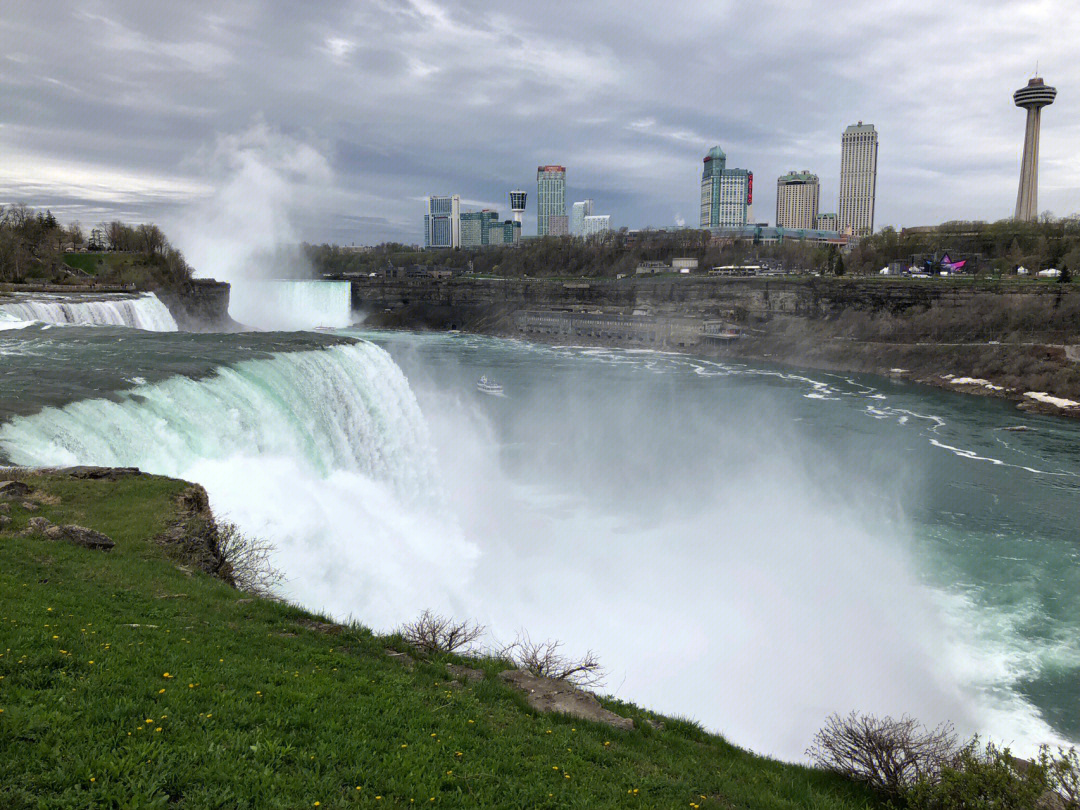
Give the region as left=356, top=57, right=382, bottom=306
left=1, top=321, right=1077, bottom=762
left=0, top=292, right=177, bottom=331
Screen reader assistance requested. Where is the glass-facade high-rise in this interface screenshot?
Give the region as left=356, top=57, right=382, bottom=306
left=838, top=123, right=877, bottom=237
left=571, top=199, right=593, bottom=235
left=460, top=210, right=499, bottom=248
left=700, top=146, right=752, bottom=228
left=424, top=195, right=460, bottom=248
left=537, top=165, right=566, bottom=236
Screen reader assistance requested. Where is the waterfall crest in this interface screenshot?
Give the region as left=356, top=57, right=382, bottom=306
left=0, top=293, right=178, bottom=331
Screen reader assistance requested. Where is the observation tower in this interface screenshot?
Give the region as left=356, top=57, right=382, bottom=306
left=1013, top=77, right=1056, bottom=221
left=509, top=190, right=527, bottom=225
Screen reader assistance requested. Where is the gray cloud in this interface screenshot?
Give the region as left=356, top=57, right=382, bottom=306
left=1, top=0, right=1078, bottom=247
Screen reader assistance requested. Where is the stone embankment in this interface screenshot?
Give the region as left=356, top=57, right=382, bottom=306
left=349, top=275, right=1080, bottom=417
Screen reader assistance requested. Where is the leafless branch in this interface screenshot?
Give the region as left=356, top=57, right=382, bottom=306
left=807, top=711, right=960, bottom=796
left=500, top=631, right=606, bottom=689
left=400, top=610, right=486, bottom=656
left=216, top=521, right=284, bottom=598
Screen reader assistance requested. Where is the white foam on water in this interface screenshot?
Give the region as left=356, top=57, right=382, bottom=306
left=0, top=337, right=1073, bottom=761
left=0, top=293, right=177, bottom=331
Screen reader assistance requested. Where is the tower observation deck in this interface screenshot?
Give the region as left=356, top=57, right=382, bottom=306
left=1014, top=77, right=1056, bottom=221
left=509, top=190, right=527, bottom=224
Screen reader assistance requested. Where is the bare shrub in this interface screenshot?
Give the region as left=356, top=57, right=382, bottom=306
left=501, top=631, right=606, bottom=689
left=399, top=610, right=485, bottom=656
left=216, top=521, right=284, bottom=597
left=808, top=711, right=960, bottom=796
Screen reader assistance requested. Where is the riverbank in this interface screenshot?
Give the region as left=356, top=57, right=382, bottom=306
left=0, top=467, right=880, bottom=809
left=352, top=275, right=1080, bottom=419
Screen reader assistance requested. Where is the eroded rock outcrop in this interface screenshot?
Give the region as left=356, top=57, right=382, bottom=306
left=499, top=669, right=634, bottom=730
left=22, top=516, right=115, bottom=551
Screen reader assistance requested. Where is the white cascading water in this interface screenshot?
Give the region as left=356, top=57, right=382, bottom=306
left=0, top=339, right=1067, bottom=760
left=0, top=293, right=178, bottom=331
left=227, top=280, right=352, bottom=331
left=0, top=341, right=477, bottom=627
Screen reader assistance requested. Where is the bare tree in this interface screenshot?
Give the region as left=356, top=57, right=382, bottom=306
left=138, top=223, right=166, bottom=254
left=399, top=610, right=485, bottom=656
left=67, top=222, right=85, bottom=252
left=104, top=220, right=125, bottom=252
left=215, top=522, right=284, bottom=597
left=501, top=631, right=606, bottom=689
left=808, top=712, right=959, bottom=796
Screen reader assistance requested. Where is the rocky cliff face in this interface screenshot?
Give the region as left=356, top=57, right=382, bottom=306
left=158, top=279, right=236, bottom=331
left=351, top=276, right=1080, bottom=415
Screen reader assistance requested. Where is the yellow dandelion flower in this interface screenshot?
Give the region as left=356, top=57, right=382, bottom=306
left=52, top=635, right=58, bottom=639
left=188, top=683, right=194, bottom=689
left=88, top=661, right=94, bottom=665
left=162, top=672, right=172, bottom=679
left=145, top=719, right=153, bottom=723
left=90, top=778, right=95, bottom=783
left=314, top=803, right=320, bottom=807
left=159, top=689, right=166, bottom=694
left=401, top=743, right=408, bottom=748
left=155, top=727, right=162, bottom=732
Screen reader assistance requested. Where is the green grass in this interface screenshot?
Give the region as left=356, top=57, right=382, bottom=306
left=0, top=474, right=882, bottom=809
left=61, top=254, right=104, bottom=276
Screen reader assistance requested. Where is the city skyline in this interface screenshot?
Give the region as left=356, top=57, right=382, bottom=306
left=1, top=3, right=1078, bottom=246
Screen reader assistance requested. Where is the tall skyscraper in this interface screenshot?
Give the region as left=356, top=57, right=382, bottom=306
left=571, top=199, right=594, bottom=235
left=1014, top=77, right=1056, bottom=221
left=424, top=194, right=460, bottom=248
left=509, top=190, right=527, bottom=225
left=776, top=171, right=820, bottom=229
left=700, top=146, right=752, bottom=229
left=838, top=122, right=877, bottom=237
left=537, top=165, right=566, bottom=236
left=570, top=201, right=596, bottom=236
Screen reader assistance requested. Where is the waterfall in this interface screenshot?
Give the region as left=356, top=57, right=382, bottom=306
left=228, top=280, right=352, bottom=331
left=0, top=340, right=478, bottom=628
left=0, top=293, right=178, bottom=331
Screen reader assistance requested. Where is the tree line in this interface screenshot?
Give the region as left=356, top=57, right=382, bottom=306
left=0, top=203, right=191, bottom=287
left=306, top=216, right=1080, bottom=281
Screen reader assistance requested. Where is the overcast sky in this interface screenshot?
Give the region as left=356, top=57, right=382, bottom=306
left=1, top=1, right=1078, bottom=247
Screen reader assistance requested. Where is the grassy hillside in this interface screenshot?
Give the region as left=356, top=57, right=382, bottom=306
left=0, top=472, right=881, bottom=810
